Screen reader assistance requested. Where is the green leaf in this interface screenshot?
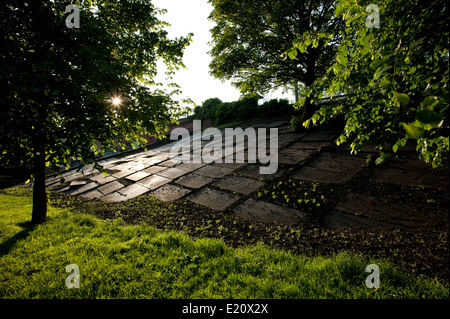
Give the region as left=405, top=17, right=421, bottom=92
left=288, top=49, right=298, bottom=60
left=414, top=110, right=444, bottom=130
left=395, top=93, right=410, bottom=106
left=415, top=110, right=443, bottom=125
left=392, top=143, right=399, bottom=153
left=337, top=52, right=348, bottom=66
left=372, top=58, right=384, bottom=70
left=420, top=96, right=439, bottom=109
left=403, top=123, right=425, bottom=139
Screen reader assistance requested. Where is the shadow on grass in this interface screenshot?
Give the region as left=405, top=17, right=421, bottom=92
left=0, top=221, right=36, bottom=258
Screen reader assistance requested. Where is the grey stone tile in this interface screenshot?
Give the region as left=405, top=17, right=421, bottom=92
left=156, top=167, right=188, bottom=179
left=289, top=141, right=334, bottom=150
left=324, top=210, right=392, bottom=229
left=118, top=183, right=151, bottom=199
left=174, top=173, right=214, bottom=189
left=89, top=174, right=117, bottom=184
left=188, top=187, right=241, bottom=211
left=213, top=162, right=247, bottom=170
left=236, top=165, right=285, bottom=180
left=68, top=182, right=98, bottom=195
left=80, top=189, right=103, bottom=199
left=142, top=165, right=168, bottom=175
left=100, top=191, right=127, bottom=202
left=277, top=149, right=315, bottom=165
left=291, top=152, right=366, bottom=183
left=213, top=176, right=265, bottom=195
left=176, top=162, right=207, bottom=172
left=126, top=171, right=151, bottom=182
left=150, top=184, right=191, bottom=202
left=98, top=181, right=124, bottom=195
left=233, top=199, right=305, bottom=225
left=159, top=158, right=184, bottom=167
left=112, top=170, right=134, bottom=179
left=69, top=180, right=87, bottom=187
left=194, top=165, right=235, bottom=178
left=137, top=175, right=172, bottom=190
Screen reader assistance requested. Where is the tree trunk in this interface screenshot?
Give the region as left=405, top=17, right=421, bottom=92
left=31, top=153, right=47, bottom=225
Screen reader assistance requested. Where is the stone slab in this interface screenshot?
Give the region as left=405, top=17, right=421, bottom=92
left=213, top=176, right=265, bottom=195
left=188, top=187, right=241, bottom=211
left=126, top=171, right=151, bottom=182
left=237, top=164, right=285, bottom=180
left=233, top=199, right=305, bottom=225
left=289, top=141, right=334, bottom=150
left=98, top=181, right=124, bottom=195
left=176, top=162, right=207, bottom=172
left=141, top=165, right=167, bottom=175
left=156, top=167, right=188, bottom=179
left=292, top=152, right=366, bottom=183
left=126, top=163, right=149, bottom=171
left=80, top=189, right=103, bottom=199
left=69, top=180, right=87, bottom=187
left=372, top=162, right=449, bottom=190
left=146, top=153, right=172, bottom=163
left=150, top=184, right=191, bottom=202
left=213, top=162, right=248, bottom=170
left=174, top=173, right=214, bottom=189
left=333, top=193, right=443, bottom=228
left=99, top=191, right=128, bottom=202
left=137, top=175, right=172, bottom=190
left=118, top=183, right=151, bottom=199
left=68, top=182, right=98, bottom=195
left=301, top=131, right=339, bottom=141
left=111, top=170, right=134, bottom=179
left=194, top=165, right=235, bottom=178
left=323, top=210, right=391, bottom=229
left=89, top=174, right=117, bottom=184
left=277, top=149, right=315, bottom=165
left=159, top=158, right=184, bottom=167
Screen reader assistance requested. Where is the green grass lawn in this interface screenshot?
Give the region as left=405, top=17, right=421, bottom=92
left=0, top=193, right=448, bottom=299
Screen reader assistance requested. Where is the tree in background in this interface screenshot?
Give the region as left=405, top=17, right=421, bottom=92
left=0, top=0, right=191, bottom=224
left=287, top=0, right=448, bottom=167
left=208, top=0, right=344, bottom=115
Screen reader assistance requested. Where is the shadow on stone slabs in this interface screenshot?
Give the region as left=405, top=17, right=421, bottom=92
left=235, top=164, right=285, bottom=181
left=292, top=152, right=366, bottom=184
left=372, top=158, right=449, bottom=190
left=233, top=198, right=305, bottom=226
left=331, top=193, right=446, bottom=229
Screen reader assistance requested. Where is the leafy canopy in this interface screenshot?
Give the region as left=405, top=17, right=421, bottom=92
left=208, top=0, right=344, bottom=96
left=288, top=0, right=449, bottom=167
left=0, top=0, right=192, bottom=174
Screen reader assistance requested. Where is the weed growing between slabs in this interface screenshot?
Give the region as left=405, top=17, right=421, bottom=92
left=0, top=192, right=448, bottom=299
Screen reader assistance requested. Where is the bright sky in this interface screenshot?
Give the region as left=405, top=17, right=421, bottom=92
left=152, top=0, right=240, bottom=106
left=151, top=0, right=292, bottom=108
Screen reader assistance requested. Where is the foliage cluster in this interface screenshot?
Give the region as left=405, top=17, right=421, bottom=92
left=192, top=97, right=292, bottom=125
left=287, top=0, right=449, bottom=167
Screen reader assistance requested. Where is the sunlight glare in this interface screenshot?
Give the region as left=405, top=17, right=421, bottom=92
left=112, top=97, right=122, bottom=106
